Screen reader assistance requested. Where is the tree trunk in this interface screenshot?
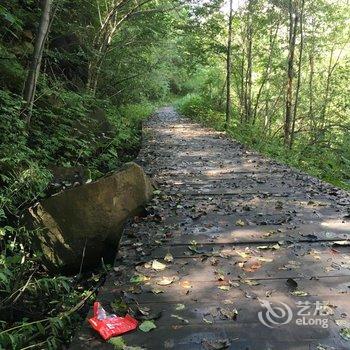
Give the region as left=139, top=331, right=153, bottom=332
left=308, top=48, right=314, bottom=122
left=320, top=47, right=335, bottom=133
left=225, top=0, right=233, bottom=129
left=252, top=19, right=279, bottom=124
left=284, top=0, right=298, bottom=147
left=23, top=0, right=52, bottom=125
left=239, top=49, right=245, bottom=122
left=290, top=0, right=304, bottom=148
left=244, top=0, right=253, bottom=123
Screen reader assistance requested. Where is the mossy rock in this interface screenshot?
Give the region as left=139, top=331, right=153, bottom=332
left=27, top=162, right=153, bottom=271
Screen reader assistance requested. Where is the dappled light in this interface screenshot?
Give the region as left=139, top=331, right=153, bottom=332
left=71, top=108, right=350, bottom=349
left=1, top=0, right=349, bottom=349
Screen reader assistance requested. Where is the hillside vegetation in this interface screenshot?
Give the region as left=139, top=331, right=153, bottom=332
left=0, top=0, right=349, bottom=348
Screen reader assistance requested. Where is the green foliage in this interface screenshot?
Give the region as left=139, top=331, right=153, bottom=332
left=176, top=0, right=350, bottom=190
left=1, top=0, right=348, bottom=348
left=0, top=44, right=26, bottom=92
left=0, top=0, right=164, bottom=348
left=0, top=90, right=52, bottom=220
left=177, top=94, right=350, bottom=190
left=176, top=94, right=225, bottom=130
left=0, top=4, right=23, bottom=33
left=0, top=90, right=154, bottom=349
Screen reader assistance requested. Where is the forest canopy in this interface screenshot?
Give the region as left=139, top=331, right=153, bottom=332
left=0, top=0, right=349, bottom=348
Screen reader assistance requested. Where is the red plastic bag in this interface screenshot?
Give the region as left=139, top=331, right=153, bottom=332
left=88, top=302, right=138, bottom=340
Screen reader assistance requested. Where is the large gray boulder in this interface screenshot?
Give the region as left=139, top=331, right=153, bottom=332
left=27, top=162, right=153, bottom=271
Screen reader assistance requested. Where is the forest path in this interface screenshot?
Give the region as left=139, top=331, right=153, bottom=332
left=72, top=107, right=350, bottom=350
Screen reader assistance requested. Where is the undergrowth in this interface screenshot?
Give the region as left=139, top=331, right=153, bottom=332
left=0, top=88, right=154, bottom=349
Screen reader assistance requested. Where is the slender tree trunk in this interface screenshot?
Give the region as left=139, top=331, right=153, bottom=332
left=252, top=19, right=279, bottom=124
left=284, top=0, right=298, bottom=146
left=290, top=0, right=304, bottom=148
left=23, top=0, right=52, bottom=125
left=320, top=47, right=335, bottom=133
left=218, top=77, right=227, bottom=110
left=318, top=41, right=347, bottom=139
left=308, top=50, right=314, bottom=121
left=239, top=51, right=245, bottom=122
left=244, top=0, right=253, bottom=123
left=225, top=0, right=233, bottom=129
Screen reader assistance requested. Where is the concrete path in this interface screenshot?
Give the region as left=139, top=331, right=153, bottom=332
left=71, top=107, right=350, bottom=350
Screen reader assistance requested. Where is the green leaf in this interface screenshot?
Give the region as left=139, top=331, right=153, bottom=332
left=340, top=328, right=350, bottom=341
left=109, top=337, right=126, bottom=349
left=130, top=274, right=149, bottom=284
left=139, top=320, right=156, bottom=332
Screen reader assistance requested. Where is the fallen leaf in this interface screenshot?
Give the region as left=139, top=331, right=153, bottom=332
left=152, top=260, right=167, bottom=270
left=144, top=261, right=152, bottom=269
left=224, top=281, right=237, bottom=289
left=137, top=306, right=150, bottom=316
left=257, top=257, right=273, bottom=263
left=223, top=299, right=234, bottom=304
left=265, top=290, right=274, bottom=297
left=235, top=219, right=245, bottom=227
left=218, top=285, right=230, bottom=291
left=290, top=290, right=308, bottom=297
left=164, top=253, right=174, bottom=263
left=236, top=250, right=250, bottom=259
left=335, top=319, right=350, bottom=328
left=220, top=308, right=238, bottom=320
left=109, top=337, right=125, bottom=349
left=202, top=338, right=231, bottom=350
left=241, top=279, right=260, bottom=286
left=164, top=339, right=175, bottom=349
left=217, top=274, right=225, bottom=281
left=130, top=274, right=149, bottom=284
left=139, top=320, right=157, bottom=332
left=171, top=314, right=189, bottom=324
left=257, top=245, right=269, bottom=250
left=281, top=261, right=301, bottom=270
left=181, top=280, right=192, bottom=289
left=309, top=249, right=321, bottom=260
left=203, top=315, right=214, bottom=324
left=188, top=245, right=201, bottom=254
left=157, top=276, right=175, bottom=286
left=316, top=345, right=333, bottom=350
left=333, top=241, right=350, bottom=247
left=151, top=288, right=164, bottom=294
left=175, top=303, right=185, bottom=311
left=209, top=257, right=219, bottom=266
left=243, top=261, right=262, bottom=272
left=245, top=291, right=257, bottom=299
left=339, top=328, right=350, bottom=341
left=111, top=298, right=128, bottom=315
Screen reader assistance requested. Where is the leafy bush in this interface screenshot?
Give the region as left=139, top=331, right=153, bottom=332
left=176, top=94, right=226, bottom=130
left=0, top=87, right=154, bottom=349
